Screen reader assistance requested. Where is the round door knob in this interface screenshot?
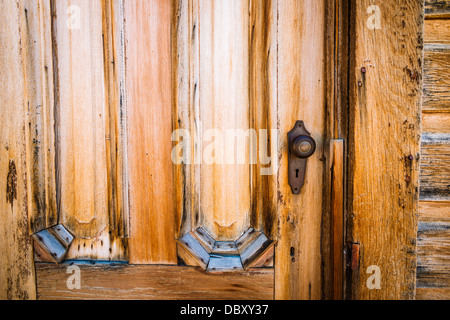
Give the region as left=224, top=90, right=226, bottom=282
left=291, top=135, right=316, bottom=159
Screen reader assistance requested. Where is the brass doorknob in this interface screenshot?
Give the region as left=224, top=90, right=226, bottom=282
left=291, top=135, right=316, bottom=159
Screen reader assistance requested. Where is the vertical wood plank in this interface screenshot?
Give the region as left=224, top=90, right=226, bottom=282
left=322, top=0, right=349, bottom=300
left=330, top=140, right=344, bottom=300
left=22, top=0, right=57, bottom=234
left=275, top=0, right=327, bottom=300
left=102, top=0, right=130, bottom=239
left=347, top=0, right=424, bottom=299
left=249, top=0, right=278, bottom=240
left=173, top=0, right=278, bottom=242
left=126, top=0, right=177, bottom=264
left=0, top=0, right=37, bottom=300
left=198, top=0, right=251, bottom=240
left=172, top=0, right=201, bottom=238
left=53, top=0, right=127, bottom=260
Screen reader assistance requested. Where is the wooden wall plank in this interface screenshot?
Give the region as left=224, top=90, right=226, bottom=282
left=347, top=0, right=423, bottom=299
left=416, top=287, right=450, bottom=299
left=126, top=0, right=177, bottom=264
left=425, top=19, right=450, bottom=44
left=420, top=133, right=450, bottom=201
left=35, top=263, right=274, bottom=300
left=275, top=0, right=326, bottom=300
left=419, top=201, right=450, bottom=221
left=425, top=0, right=450, bottom=19
left=322, top=0, right=349, bottom=300
left=53, top=0, right=127, bottom=260
left=0, top=0, right=37, bottom=300
left=417, top=221, right=450, bottom=288
left=423, top=113, right=450, bottom=133
left=423, top=45, right=450, bottom=113
left=249, top=0, right=278, bottom=240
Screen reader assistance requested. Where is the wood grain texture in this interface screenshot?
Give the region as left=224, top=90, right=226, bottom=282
left=423, top=113, right=450, bottom=133
left=347, top=0, right=423, bottom=299
left=275, top=0, right=326, bottom=300
left=35, top=263, right=274, bottom=300
left=423, top=45, right=450, bottom=112
left=425, top=19, right=450, bottom=44
left=248, top=0, right=278, bottom=240
left=425, top=0, right=450, bottom=18
left=126, top=0, right=176, bottom=264
left=419, top=201, right=450, bottom=221
left=172, top=0, right=196, bottom=239
left=198, top=0, right=251, bottom=240
left=102, top=0, right=129, bottom=240
left=420, top=0, right=450, bottom=300
left=22, top=0, right=57, bottom=234
left=53, top=0, right=127, bottom=261
left=0, top=0, right=37, bottom=300
left=420, top=133, right=450, bottom=201
left=330, top=140, right=344, bottom=300
left=172, top=0, right=278, bottom=241
left=416, top=287, right=450, bottom=299
left=322, top=0, right=350, bottom=300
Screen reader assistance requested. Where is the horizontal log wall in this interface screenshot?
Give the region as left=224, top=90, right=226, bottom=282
left=416, top=0, right=450, bottom=300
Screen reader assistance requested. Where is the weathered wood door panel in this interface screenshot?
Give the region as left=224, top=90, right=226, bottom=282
left=197, top=0, right=252, bottom=240
left=275, top=0, right=326, bottom=299
left=51, top=0, right=128, bottom=261
left=127, top=0, right=327, bottom=298
left=172, top=0, right=278, bottom=243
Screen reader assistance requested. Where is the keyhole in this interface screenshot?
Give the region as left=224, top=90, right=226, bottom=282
left=296, top=169, right=299, bottom=178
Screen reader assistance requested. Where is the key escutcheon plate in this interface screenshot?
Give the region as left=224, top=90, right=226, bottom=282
left=288, top=121, right=316, bottom=194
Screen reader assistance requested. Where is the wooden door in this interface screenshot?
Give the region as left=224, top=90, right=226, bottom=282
left=126, top=0, right=327, bottom=299
left=0, top=0, right=427, bottom=301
